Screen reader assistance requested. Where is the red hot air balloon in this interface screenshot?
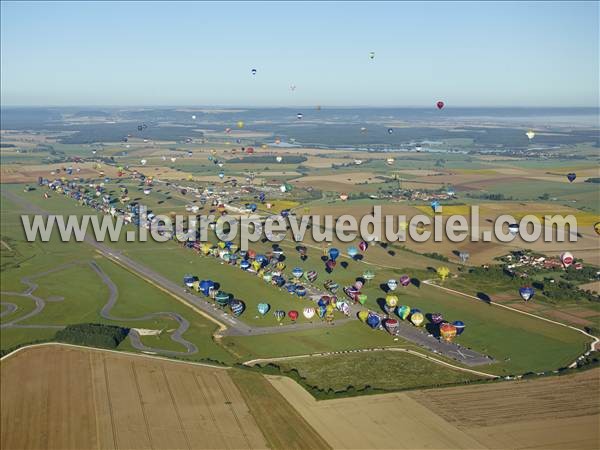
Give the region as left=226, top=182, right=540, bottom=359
left=288, top=310, right=299, bottom=321
left=436, top=101, right=445, bottom=110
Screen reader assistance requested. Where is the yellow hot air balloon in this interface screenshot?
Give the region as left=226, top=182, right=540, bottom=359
left=251, top=260, right=261, bottom=271
left=385, top=294, right=399, bottom=308
left=257, top=269, right=265, bottom=278
left=237, top=121, right=244, bottom=129
left=191, top=280, right=200, bottom=291
left=276, top=262, right=286, bottom=271
left=218, top=241, right=226, bottom=249
left=358, top=310, right=369, bottom=322
left=437, top=266, right=450, bottom=281
left=261, top=144, right=268, bottom=149
left=411, top=312, right=424, bottom=327
left=201, top=243, right=212, bottom=255
left=440, top=323, right=457, bottom=342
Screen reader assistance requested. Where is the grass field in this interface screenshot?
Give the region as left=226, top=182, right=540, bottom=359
left=3, top=184, right=594, bottom=377
left=275, top=350, right=483, bottom=391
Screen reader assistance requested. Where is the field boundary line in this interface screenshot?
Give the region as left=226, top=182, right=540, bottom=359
left=243, top=347, right=499, bottom=379
left=0, top=342, right=230, bottom=369
left=423, top=280, right=599, bottom=357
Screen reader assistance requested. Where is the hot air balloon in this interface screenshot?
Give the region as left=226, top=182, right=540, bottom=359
left=358, top=294, right=368, bottom=305
left=519, top=286, right=535, bottom=301
left=386, top=157, right=395, bottom=165
left=431, top=200, right=440, bottom=213
left=215, top=291, right=230, bottom=307
left=324, top=280, right=339, bottom=294
left=318, top=296, right=331, bottom=308
left=305, top=270, right=318, bottom=283
left=436, top=101, right=445, bottom=110
left=358, top=310, right=369, bottom=322
left=459, top=251, right=470, bottom=264
left=339, top=193, right=349, bottom=201
left=367, top=312, right=381, bottom=329
left=439, top=323, right=457, bottom=342
left=292, top=267, right=304, bottom=279
left=328, top=248, right=340, bottom=261
left=431, top=312, right=444, bottom=324
left=257, top=303, right=270, bottom=315
left=276, top=156, right=283, bottom=163
left=369, top=51, right=375, bottom=59
left=560, top=252, right=574, bottom=267
left=251, top=68, right=257, bottom=75
left=594, top=222, right=600, bottom=235
left=318, top=304, right=327, bottom=318
left=274, top=310, right=285, bottom=322
left=526, top=130, right=535, bottom=140
left=384, top=318, right=399, bottom=335
left=385, top=294, right=398, bottom=313
left=240, top=260, right=250, bottom=271
left=508, top=223, right=519, bottom=235
left=363, top=270, right=375, bottom=282
left=288, top=310, right=299, bottom=321
left=387, top=279, right=398, bottom=291
left=230, top=299, right=245, bottom=316
left=140, top=159, right=147, bottom=165
left=237, top=121, right=244, bottom=129
left=437, top=266, right=450, bottom=281
left=399, top=274, right=411, bottom=287
left=296, top=286, right=307, bottom=297
left=387, top=128, right=393, bottom=134
left=397, top=305, right=410, bottom=320
left=452, top=320, right=465, bottom=335
left=567, top=173, right=576, bottom=183
left=297, top=112, right=303, bottom=120
left=347, top=246, right=359, bottom=258
left=303, top=307, right=315, bottom=319
left=410, top=312, right=424, bottom=327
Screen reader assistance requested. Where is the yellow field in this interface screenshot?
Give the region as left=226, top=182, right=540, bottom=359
left=269, top=369, right=600, bottom=449
left=0, top=345, right=324, bottom=450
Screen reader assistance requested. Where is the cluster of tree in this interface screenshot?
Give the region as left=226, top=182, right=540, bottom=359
left=584, top=177, right=600, bottom=183
left=422, top=252, right=449, bottom=262
left=535, top=280, right=599, bottom=304
left=226, top=155, right=307, bottom=164
left=563, top=265, right=599, bottom=283
left=54, top=323, right=129, bottom=349
left=241, top=362, right=489, bottom=400
left=465, top=192, right=512, bottom=201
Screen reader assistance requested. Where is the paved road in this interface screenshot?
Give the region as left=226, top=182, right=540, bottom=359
left=3, top=190, right=493, bottom=366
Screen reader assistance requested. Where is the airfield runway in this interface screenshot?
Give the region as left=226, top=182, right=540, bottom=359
left=3, top=190, right=492, bottom=365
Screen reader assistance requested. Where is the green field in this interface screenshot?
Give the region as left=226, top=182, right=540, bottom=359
left=275, top=351, right=483, bottom=391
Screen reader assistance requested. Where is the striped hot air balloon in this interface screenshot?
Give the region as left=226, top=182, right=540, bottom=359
left=215, top=291, right=230, bottom=307
left=229, top=299, right=245, bottom=316
left=303, top=307, right=315, bottom=319
left=274, top=310, right=285, bottom=322
left=305, top=270, right=318, bottom=283
left=387, top=279, right=398, bottom=291
left=399, top=274, right=411, bottom=287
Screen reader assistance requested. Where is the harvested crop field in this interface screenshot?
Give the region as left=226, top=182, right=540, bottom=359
left=408, top=368, right=600, bottom=449
left=0, top=344, right=326, bottom=450
left=268, top=369, right=600, bottom=449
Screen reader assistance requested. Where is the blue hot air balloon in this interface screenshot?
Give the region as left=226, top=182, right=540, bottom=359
left=452, top=320, right=465, bottom=335
left=296, top=286, right=307, bottom=297
left=292, top=267, right=304, bottom=279
left=347, top=246, right=359, bottom=258
left=274, top=275, right=286, bottom=287
left=287, top=284, right=297, bottom=294
left=567, top=173, right=576, bottom=183
left=249, top=203, right=257, bottom=212
left=519, top=286, right=535, bottom=301
left=240, top=260, right=250, bottom=270
left=431, top=200, right=440, bottom=213
left=367, top=312, right=381, bottom=329
left=318, top=305, right=327, bottom=318
left=230, top=299, right=245, bottom=316
left=258, top=303, right=270, bottom=315
left=199, top=280, right=215, bottom=296
left=259, top=192, right=266, bottom=202
left=328, top=248, right=340, bottom=261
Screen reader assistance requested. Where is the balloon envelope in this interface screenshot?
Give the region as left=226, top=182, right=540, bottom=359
left=399, top=275, right=411, bottom=287
left=519, top=286, right=535, bottom=301
left=411, top=312, right=424, bottom=327
left=452, top=320, right=465, bottom=335
left=567, top=173, right=576, bottom=182
left=440, top=323, right=457, bottom=341
left=436, top=101, right=445, bottom=109
left=288, top=310, right=299, bottom=321
left=257, top=303, right=270, bottom=315
left=303, top=307, right=315, bottom=319
left=397, top=305, right=410, bottom=320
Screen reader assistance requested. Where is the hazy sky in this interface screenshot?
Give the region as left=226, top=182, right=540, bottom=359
left=1, top=1, right=598, bottom=107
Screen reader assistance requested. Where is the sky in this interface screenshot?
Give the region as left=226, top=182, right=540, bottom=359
left=1, top=1, right=598, bottom=107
